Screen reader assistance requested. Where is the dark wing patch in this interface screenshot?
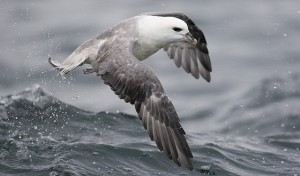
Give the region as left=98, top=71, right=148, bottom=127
left=147, top=12, right=212, bottom=82
left=98, top=56, right=193, bottom=170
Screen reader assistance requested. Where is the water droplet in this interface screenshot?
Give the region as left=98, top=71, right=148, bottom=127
left=283, top=33, right=287, bottom=37
left=200, top=165, right=211, bottom=170
left=284, top=148, right=288, bottom=152
left=92, top=152, right=99, bottom=156
left=49, top=171, right=59, bottom=176
left=93, top=161, right=96, bottom=164
left=34, top=126, right=37, bottom=130
left=124, top=167, right=132, bottom=172
left=281, top=160, right=284, bottom=164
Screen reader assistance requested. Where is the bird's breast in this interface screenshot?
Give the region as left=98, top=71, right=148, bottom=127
left=132, top=40, right=161, bottom=60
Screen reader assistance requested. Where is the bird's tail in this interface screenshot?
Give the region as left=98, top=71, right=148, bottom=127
left=48, top=38, right=103, bottom=76
left=48, top=53, right=86, bottom=76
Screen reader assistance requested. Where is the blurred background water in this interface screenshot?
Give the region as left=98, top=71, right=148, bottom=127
left=0, top=0, right=299, bottom=175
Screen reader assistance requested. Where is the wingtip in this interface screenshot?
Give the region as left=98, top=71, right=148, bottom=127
left=206, top=77, right=211, bottom=83
left=199, top=52, right=212, bottom=72
left=186, top=164, right=194, bottom=171
left=199, top=71, right=211, bottom=83
left=178, top=154, right=194, bottom=171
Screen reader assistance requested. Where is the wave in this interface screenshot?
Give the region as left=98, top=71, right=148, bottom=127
left=209, top=73, right=300, bottom=136
left=0, top=84, right=299, bottom=175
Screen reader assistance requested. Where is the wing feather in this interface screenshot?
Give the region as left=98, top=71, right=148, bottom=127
left=149, top=12, right=212, bottom=82
left=98, top=47, right=193, bottom=170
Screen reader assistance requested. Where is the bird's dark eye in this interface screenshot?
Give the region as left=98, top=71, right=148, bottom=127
left=172, top=27, right=182, bottom=32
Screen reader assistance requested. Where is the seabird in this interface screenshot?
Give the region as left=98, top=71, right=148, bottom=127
left=49, top=12, right=211, bottom=170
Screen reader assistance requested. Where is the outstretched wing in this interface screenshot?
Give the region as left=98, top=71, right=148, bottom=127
left=147, top=12, right=212, bottom=82
left=97, top=45, right=193, bottom=170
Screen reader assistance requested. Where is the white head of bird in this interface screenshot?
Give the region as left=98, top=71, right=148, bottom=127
left=137, top=16, right=196, bottom=48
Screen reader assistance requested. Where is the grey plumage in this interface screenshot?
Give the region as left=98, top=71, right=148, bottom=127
left=48, top=12, right=212, bottom=171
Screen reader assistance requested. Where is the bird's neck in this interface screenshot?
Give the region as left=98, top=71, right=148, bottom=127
left=132, top=39, right=163, bottom=61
